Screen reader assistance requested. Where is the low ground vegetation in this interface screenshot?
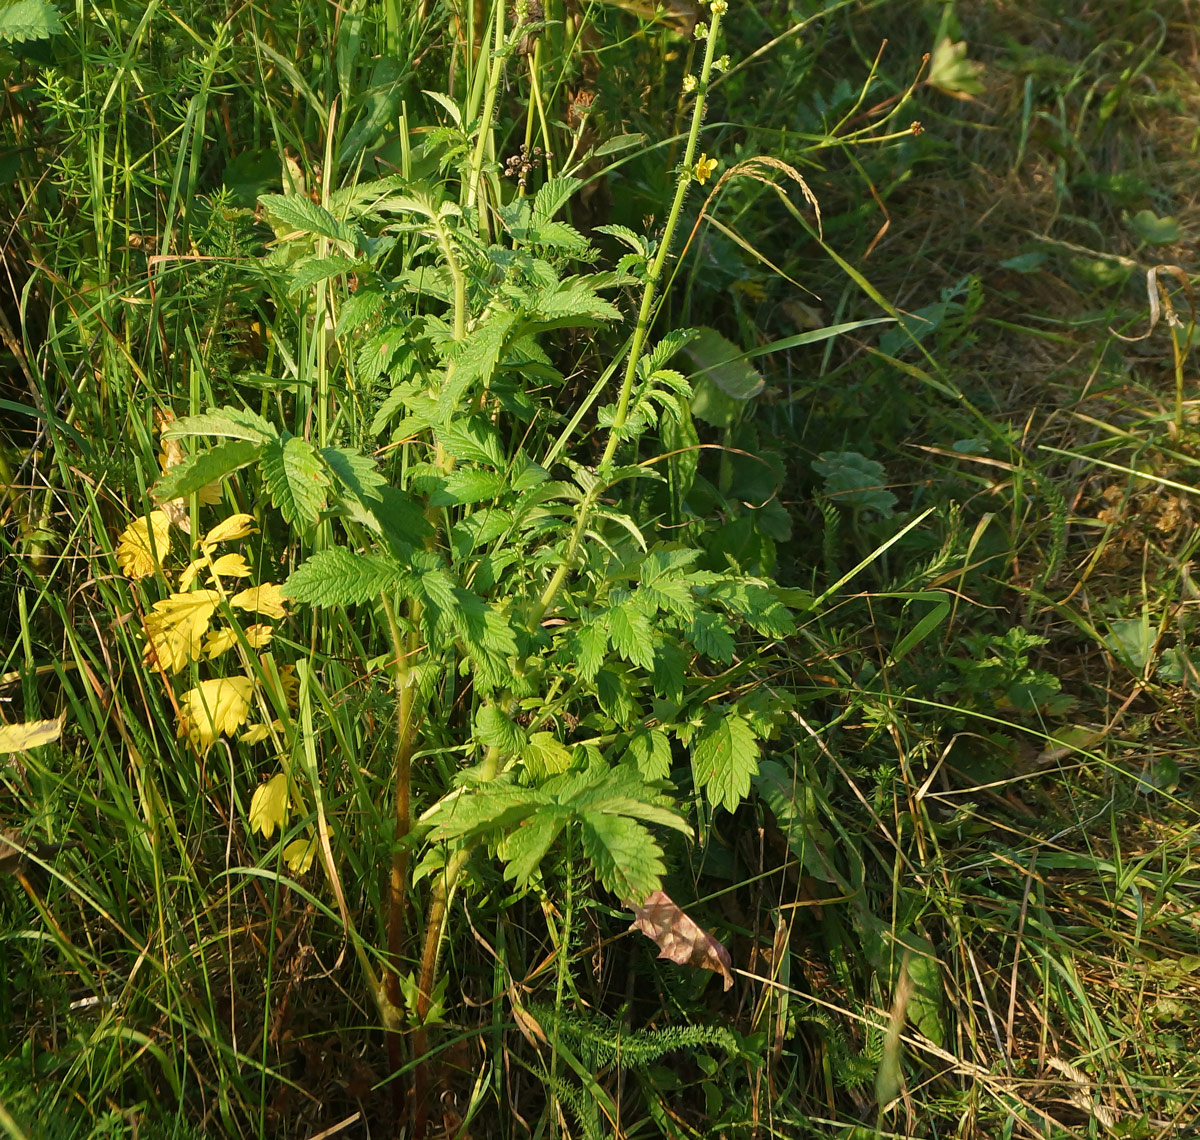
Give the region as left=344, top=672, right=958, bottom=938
left=3, top=1, right=1200, bottom=1137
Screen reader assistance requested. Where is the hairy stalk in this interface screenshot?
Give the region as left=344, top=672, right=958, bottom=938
left=535, top=5, right=725, bottom=624
left=382, top=592, right=419, bottom=1104
left=465, top=3, right=513, bottom=219
left=411, top=741, right=503, bottom=1133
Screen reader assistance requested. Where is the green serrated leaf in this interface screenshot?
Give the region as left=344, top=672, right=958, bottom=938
left=689, top=610, right=735, bottom=663
left=693, top=710, right=759, bottom=814
left=260, top=193, right=354, bottom=249
left=623, top=729, right=672, bottom=782
left=437, top=418, right=505, bottom=467
left=283, top=548, right=405, bottom=606
left=580, top=813, right=665, bottom=902
left=475, top=705, right=525, bottom=753
left=161, top=405, right=276, bottom=444
left=288, top=254, right=361, bottom=294
left=429, top=467, right=505, bottom=506
left=0, top=0, right=62, bottom=43
left=152, top=439, right=261, bottom=502
left=608, top=600, right=656, bottom=671
left=574, top=620, right=609, bottom=682
left=501, top=809, right=569, bottom=887
left=523, top=732, right=573, bottom=780
left=261, top=435, right=329, bottom=526
left=426, top=785, right=543, bottom=842
left=321, top=446, right=386, bottom=504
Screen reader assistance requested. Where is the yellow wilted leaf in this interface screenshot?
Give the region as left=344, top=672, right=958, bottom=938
left=179, top=552, right=252, bottom=591
left=159, top=434, right=221, bottom=518
left=244, top=624, right=274, bottom=649
left=116, top=511, right=172, bottom=579
left=249, top=772, right=289, bottom=838
left=143, top=590, right=221, bottom=674
left=0, top=713, right=64, bottom=754
left=178, top=676, right=254, bottom=752
left=204, top=622, right=275, bottom=660
left=239, top=723, right=272, bottom=745
left=202, top=513, right=258, bottom=549
left=231, top=583, right=287, bottom=620
left=283, top=837, right=316, bottom=874
left=271, top=664, right=299, bottom=709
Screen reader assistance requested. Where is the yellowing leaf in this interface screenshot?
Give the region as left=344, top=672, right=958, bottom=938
left=210, top=552, right=252, bottom=579
left=116, top=511, right=172, bottom=579
left=178, top=676, right=254, bottom=752
left=271, top=664, right=299, bottom=709
left=240, top=717, right=284, bottom=745
left=204, top=622, right=274, bottom=659
left=202, top=513, right=259, bottom=549
left=231, top=583, right=287, bottom=620
left=143, top=590, right=221, bottom=674
left=249, top=772, right=289, bottom=838
left=179, top=552, right=253, bottom=590
left=0, top=713, right=64, bottom=754
left=159, top=438, right=221, bottom=518
left=283, top=837, right=316, bottom=874
left=244, top=624, right=275, bottom=649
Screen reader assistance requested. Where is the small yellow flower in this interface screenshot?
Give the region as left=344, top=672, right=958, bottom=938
left=694, top=154, right=718, bottom=185
left=682, top=74, right=697, bottom=94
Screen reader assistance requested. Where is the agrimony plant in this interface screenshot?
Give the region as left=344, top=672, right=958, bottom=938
left=141, top=0, right=796, bottom=1105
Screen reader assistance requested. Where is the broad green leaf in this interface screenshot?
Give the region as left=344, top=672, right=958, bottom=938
left=425, top=785, right=543, bottom=842
left=652, top=643, right=687, bottom=703
left=152, top=439, right=262, bottom=503
left=685, top=327, right=764, bottom=428
left=288, top=254, right=360, bottom=293
left=321, top=446, right=386, bottom=504
left=0, top=0, right=62, bottom=42
left=437, top=418, right=505, bottom=468
left=573, top=620, right=608, bottom=682
left=523, top=732, right=573, bottom=780
left=927, top=37, right=984, bottom=99
left=160, top=405, right=275, bottom=444
left=500, top=808, right=569, bottom=887
left=580, top=813, right=665, bottom=902
left=623, top=729, right=672, bottom=782
left=693, top=710, right=759, bottom=814
left=430, top=468, right=505, bottom=506
left=812, top=451, right=897, bottom=517
left=1127, top=209, right=1181, bottom=246
left=596, top=667, right=637, bottom=724
left=259, top=194, right=354, bottom=249
left=475, top=705, right=525, bottom=753
left=689, top=610, right=735, bottom=663
left=284, top=549, right=405, bottom=606
left=0, top=714, right=64, bottom=754
left=261, top=435, right=329, bottom=527
left=608, top=600, right=656, bottom=671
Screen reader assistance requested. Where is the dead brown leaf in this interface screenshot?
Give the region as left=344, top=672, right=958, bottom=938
left=628, top=890, right=734, bottom=991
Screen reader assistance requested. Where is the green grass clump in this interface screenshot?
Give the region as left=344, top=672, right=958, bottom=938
left=5, top=1, right=1200, bottom=1138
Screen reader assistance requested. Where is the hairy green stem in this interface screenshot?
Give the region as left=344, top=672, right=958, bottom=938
left=535, top=6, right=725, bottom=624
